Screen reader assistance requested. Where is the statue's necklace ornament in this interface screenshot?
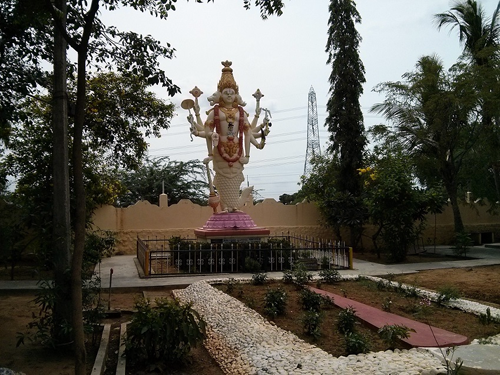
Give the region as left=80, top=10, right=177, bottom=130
left=215, top=105, right=244, bottom=167
left=219, top=107, right=238, bottom=123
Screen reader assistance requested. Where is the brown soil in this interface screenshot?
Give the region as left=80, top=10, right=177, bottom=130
left=1, top=265, right=500, bottom=374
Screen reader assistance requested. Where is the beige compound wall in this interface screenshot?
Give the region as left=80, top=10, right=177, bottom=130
left=91, top=194, right=500, bottom=254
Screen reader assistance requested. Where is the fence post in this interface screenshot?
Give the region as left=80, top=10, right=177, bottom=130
left=144, top=247, right=150, bottom=276
left=348, top=247, right=353, bottom=270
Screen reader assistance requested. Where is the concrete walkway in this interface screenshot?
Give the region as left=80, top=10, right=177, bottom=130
left=1, top=245, right=500, bottom=372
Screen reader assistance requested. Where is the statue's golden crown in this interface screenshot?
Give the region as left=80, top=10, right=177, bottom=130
left=217, top=60, right=239, bottom=94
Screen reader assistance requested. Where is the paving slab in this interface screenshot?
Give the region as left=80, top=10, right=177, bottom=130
left=308, top=286, right=469, bottom=348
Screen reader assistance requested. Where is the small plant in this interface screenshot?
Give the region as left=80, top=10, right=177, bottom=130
left=403, top=296, right=432, bottom=317
left=318, top=268, right=341, bottom=284
left=225, top=278, right=239, bottom=294
left=403, top=284, right=420, bottom=298
left=452, top=231, right=472, bottom=258
left=291, top=262, right=313, bottom=287
left=443, top=347, right=464, bottom=375
left=378, top=324, right=415, bottom=349
left=125, top=298, right=206, bottom=369
left=300, top=289, right=323, bottom=312
left=376, top=279, right=390, bottom=291
left=282, top=269, right=294, bottom=284
left=251, top=272, right=268, bottom=285
left=436, top=286, right=461, bottom=305
left=301, top=310, right=323, bottom=339
left=337, top=306, right=357, bottom=335
left=478, top=307, right=500, bottom=325
left=381, top=297, right=392, bottom=312
left=321, top=295, right=334, bottom=309
left=245, top=256, right=262, bottom=273
left=264, top=287, right=288, bottom=318
left=344, top=332, right=370, bottom=355
left=320, top=256, right=330, bottom=270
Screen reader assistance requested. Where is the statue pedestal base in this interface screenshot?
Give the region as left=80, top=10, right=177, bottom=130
left=194, top=212, right=270, bottom=243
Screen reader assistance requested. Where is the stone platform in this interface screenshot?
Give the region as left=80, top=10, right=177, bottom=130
left=194, top=211, right=270, bottom=242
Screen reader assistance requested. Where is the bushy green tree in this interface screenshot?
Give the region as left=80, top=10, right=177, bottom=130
left=116, top=157, right=207, bottom=207
left=361, top=147, right=446, bottom=261
left=371, top=55, right=483, bottom=234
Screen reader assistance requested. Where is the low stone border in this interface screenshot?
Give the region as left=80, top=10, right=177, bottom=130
left=174, top=280, right=448, bottom=375
left=91, top=324, right=111, bottom=375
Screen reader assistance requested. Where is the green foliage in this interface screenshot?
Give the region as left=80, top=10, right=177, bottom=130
left=300, top=289, right=324, bottom=312
left=115, top=157, right=207, bottom=207
left=264, top=287, right=288, bottom=318
left=437, top=286, right=461, bottom=305
left=251, top=272, right=268, bottom=285
left=337, top=306, right=358, bottom=335
left=318, top=268, right=341, bottom=284
left=381, top=297, right=392, bottom=312
left=371, top=54, right=486, bottom=234
left=282, top=269, right=294, bottom=284
left=301, top=310, right=323, bottom=339
left=344, top=331, right=370, bottom=355
left=289, top=262, right=313, bottom=288
left=325, top=0, right=366, bottom=194
left=478, top=307, right=500, bottom=325
left=378, top=324, right=415, bottom=349
left=245, top=256, right=262, bottom=273
left=361, top=149, right=446, bottom=262
left=453, top=231, right=472, bottom=257
left=125, top=298, right=206, bottom=368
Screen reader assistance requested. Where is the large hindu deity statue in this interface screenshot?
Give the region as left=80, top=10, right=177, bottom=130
left=183, top=61, right=270, bottom=213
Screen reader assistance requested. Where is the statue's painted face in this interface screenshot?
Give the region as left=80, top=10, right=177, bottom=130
left=221, top=88, right=236, bottom=104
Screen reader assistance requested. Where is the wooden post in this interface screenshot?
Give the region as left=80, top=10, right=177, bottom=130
left=349, top=247, right=353, bottom=270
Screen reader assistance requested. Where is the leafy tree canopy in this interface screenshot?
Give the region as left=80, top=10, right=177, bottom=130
left=115, top=157, right=208, bottom=207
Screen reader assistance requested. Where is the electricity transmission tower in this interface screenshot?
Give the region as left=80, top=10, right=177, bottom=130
left=304, top=86, right=321, bottom=176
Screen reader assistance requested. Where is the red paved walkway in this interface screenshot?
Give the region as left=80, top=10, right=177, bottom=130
left=308, top=286, right=469, bottom=348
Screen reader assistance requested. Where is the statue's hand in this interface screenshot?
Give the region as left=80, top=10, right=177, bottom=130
left=194, top=102, right=200, bottom=116
left=240, top=156, right=250, bottom=165
left=203, top=156, right=213, bottom=164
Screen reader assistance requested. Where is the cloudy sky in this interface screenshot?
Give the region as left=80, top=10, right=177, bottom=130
left=103, top=0, right=499, bottom=201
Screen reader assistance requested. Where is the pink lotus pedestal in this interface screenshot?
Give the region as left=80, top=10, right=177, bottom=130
left=194, top=212, right=270, bottom=242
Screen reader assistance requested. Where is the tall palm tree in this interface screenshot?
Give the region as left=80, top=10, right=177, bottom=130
left=371, top=55, right=482, bottom=234
left=435, top=0, right=500, bottom=66
left=436, top=0, right=500, bottom=203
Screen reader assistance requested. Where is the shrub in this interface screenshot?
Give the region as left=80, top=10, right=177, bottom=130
left=337, top=306, right=358, bottom=335
left=436, top=286, right=461, bottom=305
left=251, top=272, right=268, bottom=285
left=282, top=269, right=294, bottom=284
left=291, top=262, right=313, bottom=287
left=125, top=298, right=206, bottom=368
left=344, top=332, right=370, bottom=355
left=245, top=256, right=262, bottom=273
left=300, top=289, right=324, bottom=312
left=478, top=307, right=500, bottom=325
left=301, top=310, right=323, bottom=339
left=318, top=268, right=341, bottom=284
left=378, top=324, right=415, bottom=349
left=264, top=287, right=288, bottom=318
left=453, top=231, right=472, bottom=258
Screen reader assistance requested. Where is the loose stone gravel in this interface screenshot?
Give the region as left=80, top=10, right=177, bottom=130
left=173, top=280, right=449, bottom=375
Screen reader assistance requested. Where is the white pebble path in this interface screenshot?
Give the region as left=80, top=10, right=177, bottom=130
left=173, top=280, right=451, bottom=375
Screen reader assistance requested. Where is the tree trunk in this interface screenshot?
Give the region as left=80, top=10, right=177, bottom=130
left=52, top=0, right=72, bottom=345
left=70, top=42, right=89, bottom=375
left=444, top=180, right=465, bottom=234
